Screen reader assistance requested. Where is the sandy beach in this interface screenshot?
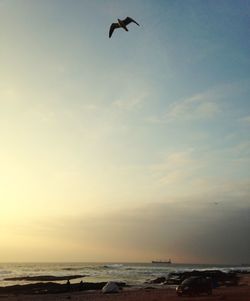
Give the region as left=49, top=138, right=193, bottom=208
left=0, top=274, right=249, bottom=301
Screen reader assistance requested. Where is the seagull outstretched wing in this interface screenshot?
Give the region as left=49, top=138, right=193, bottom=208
left=109, top=23, right=120, bottom=38
left=123, top=17, right=140, bottom=27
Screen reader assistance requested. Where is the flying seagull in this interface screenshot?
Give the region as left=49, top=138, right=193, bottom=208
left=109, top=17, right=140, bottom=38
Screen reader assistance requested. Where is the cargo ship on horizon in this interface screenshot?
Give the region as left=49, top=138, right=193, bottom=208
left=152, top=259, right=172, bottom=264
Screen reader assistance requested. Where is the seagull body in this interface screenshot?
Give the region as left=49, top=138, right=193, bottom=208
left=109, top=17, right=140, bottom=38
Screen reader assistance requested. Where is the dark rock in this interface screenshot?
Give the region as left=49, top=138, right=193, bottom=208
left=165, top=270, right=240, bottom=287
left=0, top=281, right=127, bottom=295
left=81, top=281, right=126, bottom=291
left=4, top=275, right=85, bottom=281
left=0, top=282, right=66, bottom=294
left=148, top=277, right=166, bottom=284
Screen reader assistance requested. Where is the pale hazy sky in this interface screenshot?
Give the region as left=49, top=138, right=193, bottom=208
left=0, top=0, right=250, bottom=263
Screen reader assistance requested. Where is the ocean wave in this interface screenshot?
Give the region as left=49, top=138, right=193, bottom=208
left=61, top=267, right=84, bottom=271
left=0, top=270, right=12, bottom=275
left=103, top=264, right=124, bottom=269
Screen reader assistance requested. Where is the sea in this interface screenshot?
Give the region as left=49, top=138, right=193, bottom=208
left=1, top=262, right=249, bottom=287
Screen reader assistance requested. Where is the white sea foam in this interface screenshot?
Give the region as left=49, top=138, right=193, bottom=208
left=103, top=264, right=124, bottom=269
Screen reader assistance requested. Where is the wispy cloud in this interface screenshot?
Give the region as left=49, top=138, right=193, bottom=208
left=150, top=149, right=201, bottom=185
left=112, top=92, right=147, bottom=110
left=148, top=91, right=220, bottom=124
left=239, top=115, right=250, bottom=126
left=166, top=94, right=219, bottom=121
left=148, top=79, right=250, bottom=124
left=148, top=142, right=250, bottom=198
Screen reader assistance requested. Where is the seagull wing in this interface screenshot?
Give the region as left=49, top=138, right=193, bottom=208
left=109, top=22, right=120, bottom=38
left=123, top=17, right=140, bottom=26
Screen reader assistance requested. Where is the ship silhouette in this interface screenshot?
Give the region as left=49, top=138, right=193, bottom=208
left=152, top=258, right=172, bottom=264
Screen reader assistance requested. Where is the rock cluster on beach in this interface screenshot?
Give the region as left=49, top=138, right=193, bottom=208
left=148, top=269, right=241, bottom=286
left=0, top=281, right=126, bottom=295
